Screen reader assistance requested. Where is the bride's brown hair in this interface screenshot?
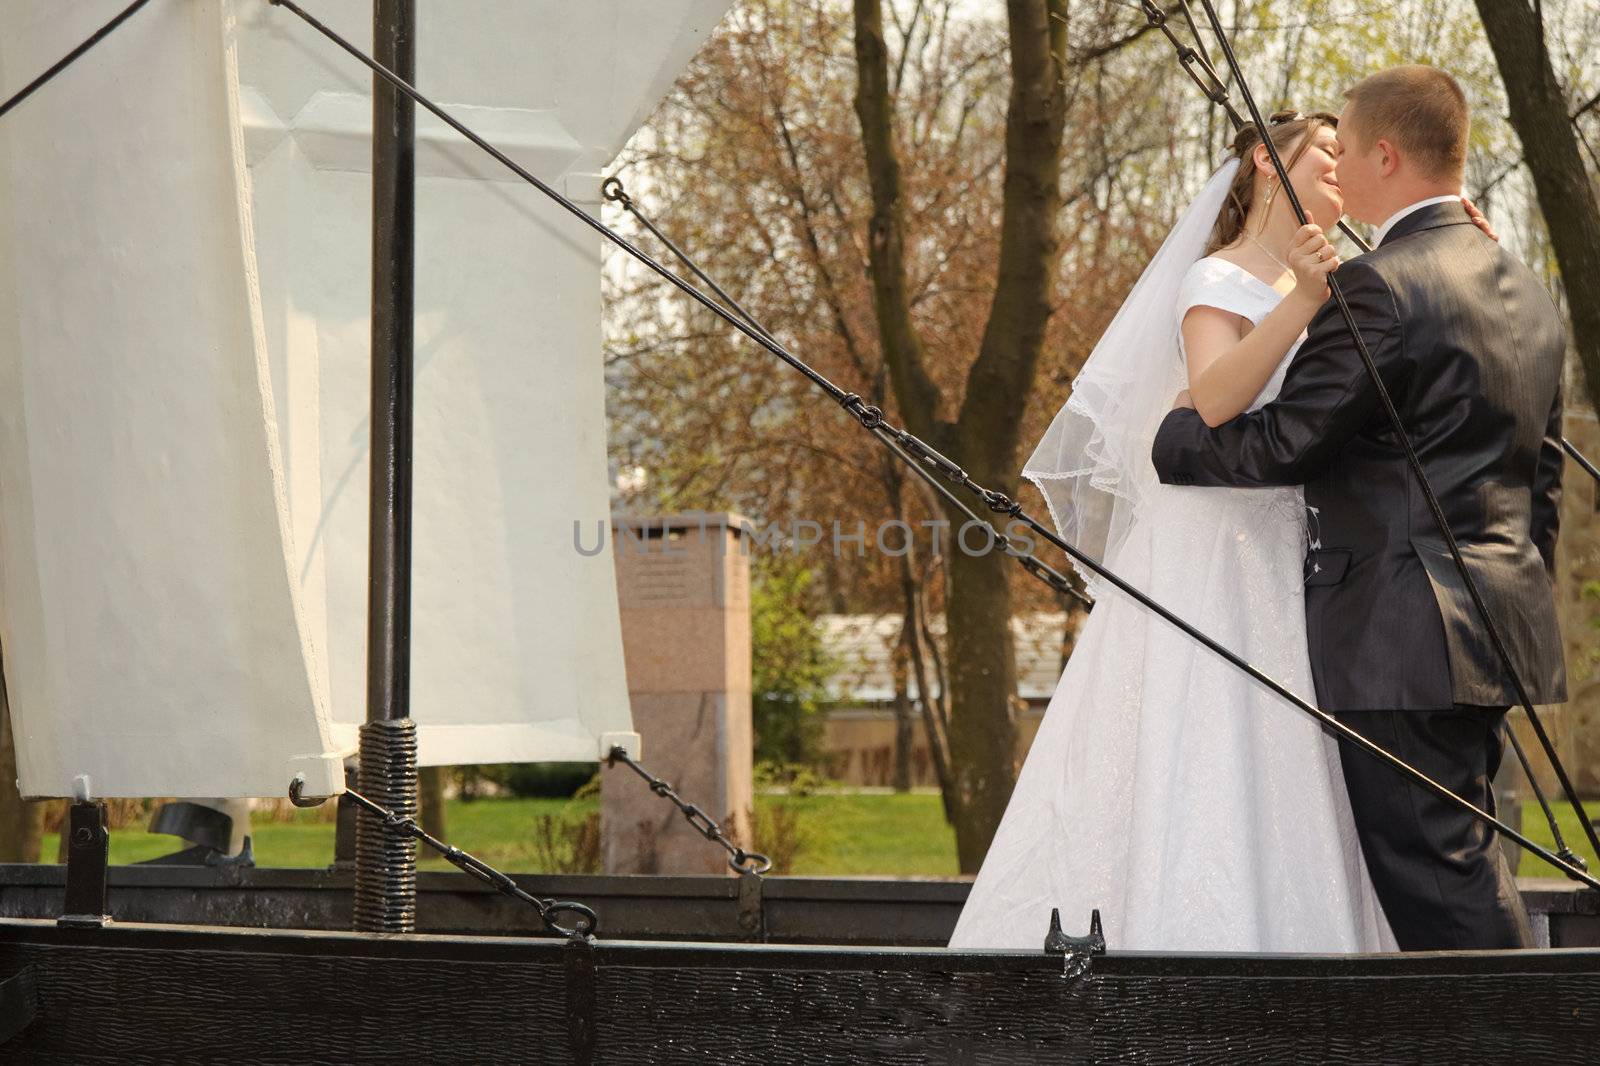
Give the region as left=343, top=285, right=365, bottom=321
left=1207, top=109, right=1340, bottom=255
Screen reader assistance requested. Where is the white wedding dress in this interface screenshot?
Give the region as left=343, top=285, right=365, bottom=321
left=947, top=256, right=1397, bottom=954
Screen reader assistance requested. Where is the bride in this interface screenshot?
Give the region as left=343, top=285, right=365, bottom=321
left=948, top=110, right=1410, bottom=953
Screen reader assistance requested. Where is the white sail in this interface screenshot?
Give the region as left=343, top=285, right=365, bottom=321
left=234, top=0, right=734, bottom=766
left=0, top=0, right=733, bottom=797
left=0, top=1, right=343, bottom=799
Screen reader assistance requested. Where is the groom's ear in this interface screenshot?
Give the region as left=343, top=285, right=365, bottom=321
left=1373, top=137, right=1402, bottom=178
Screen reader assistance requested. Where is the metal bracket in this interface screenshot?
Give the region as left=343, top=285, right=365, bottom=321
left=330, top=762, right=360, bottom=871
left=736, top=867, right=766, bottom=941
left=136, top=836, right=256, bottom=868
left=1043, top=908, right=1105, bottom=978
left=58, top=801, right=111, bottom=928
left=563, top=935, right=598, bottom=1065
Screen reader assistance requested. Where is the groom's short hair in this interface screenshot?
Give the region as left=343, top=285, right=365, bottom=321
left=1344, top=65, right=1469, bottom=180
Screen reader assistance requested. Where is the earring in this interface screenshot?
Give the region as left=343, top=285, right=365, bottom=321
left=1263, top=177, right=1279, bottom=212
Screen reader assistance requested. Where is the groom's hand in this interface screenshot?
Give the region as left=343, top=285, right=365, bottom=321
left=1172, top=389, right=1195, bottom=411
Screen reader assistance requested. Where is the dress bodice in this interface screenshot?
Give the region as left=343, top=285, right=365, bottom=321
left=1176, top=256, right=1308, bottom=412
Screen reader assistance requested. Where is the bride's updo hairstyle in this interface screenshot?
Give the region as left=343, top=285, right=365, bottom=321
left=1207, top=109, right=1340, bottom=254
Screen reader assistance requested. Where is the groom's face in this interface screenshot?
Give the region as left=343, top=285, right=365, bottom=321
left=1332, top=107, right=1383, bottom=226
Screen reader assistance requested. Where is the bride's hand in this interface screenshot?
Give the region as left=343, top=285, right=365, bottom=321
left=1462, top=197, right=1499, bottom=242
left=1288, top=223, right=1340, bottom=303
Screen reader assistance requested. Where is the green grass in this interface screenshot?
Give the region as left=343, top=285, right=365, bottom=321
left=34, top=792, right=957, bottom=876
left=30, top=791, right=1587, bottom=882
left=1516, top=800, right=1600, bottom=880
left=765, top=791, right=957, bottom=876
left=39, top=796, right=598, bottom=872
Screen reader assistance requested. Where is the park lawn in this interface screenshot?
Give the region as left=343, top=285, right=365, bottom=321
left=38, top=796, right=591, bottom=872
left=34, top=791, right=1580, bottom=882
left=767, top=791, right=959, bottom=876
left=1515, top=799, right=1600, bottom=880
left=35, top=792, right=959, bottom=876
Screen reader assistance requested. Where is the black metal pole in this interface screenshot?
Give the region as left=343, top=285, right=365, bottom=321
left=1191, top=0, right=1600, bottom=865
left=263, top=0, right=1600, bottom=891
left=354, top=0, right=420, bottom=934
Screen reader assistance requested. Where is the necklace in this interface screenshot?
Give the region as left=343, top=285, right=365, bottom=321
left=1244, top=230, right=1291, bottom=273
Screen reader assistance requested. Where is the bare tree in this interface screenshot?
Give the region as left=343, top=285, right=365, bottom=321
left=853, top=0, right=1073, bottom=869
left=1475, top=0, right=1600, bottom=410
left=608, top=0, right=1184, bottom=854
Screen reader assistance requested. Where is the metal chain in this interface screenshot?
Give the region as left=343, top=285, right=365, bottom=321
left=605, top=746, right=773, bottom=876
left=1122, top=0, right=1241, bottom=122
left=290, top=775, right=600, bottom=940
left=264, top=0, right=1600, bottom=891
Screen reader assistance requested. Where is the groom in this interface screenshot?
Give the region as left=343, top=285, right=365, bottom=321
left=1151, top=65, right=1567, bottom=951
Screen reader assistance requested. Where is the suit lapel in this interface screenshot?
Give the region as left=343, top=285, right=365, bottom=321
left=1378, top=200, right=1475, bottom=247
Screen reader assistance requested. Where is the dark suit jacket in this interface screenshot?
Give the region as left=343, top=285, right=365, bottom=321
left=1151, top=201, right=1567, bottom=711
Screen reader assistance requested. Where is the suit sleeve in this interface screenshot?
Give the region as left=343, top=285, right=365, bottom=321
left=1151, top=258, right=1403, bottom=488
left=1531, top=376, right=1564, bottom=579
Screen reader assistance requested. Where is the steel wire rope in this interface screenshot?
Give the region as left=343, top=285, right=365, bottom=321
left=599, top=176, right=1092, bottom=609
left=262, top=0, right=1600, bottom=890
left=1127, top=0, right=1591, bottom=882
left=1185, top=0, right=1600, bottom=868
left=0, top=0, right=157, bottom=121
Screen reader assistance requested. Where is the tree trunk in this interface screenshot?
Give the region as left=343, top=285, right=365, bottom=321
left=419, top=765, right=448, bottom=841
left=854, top=0, right=1070, bottom=871
left=852, top=0, right=946, bottom=448
left=890, top=630, right=915, bottom=792
left=0, top=652, right=44, bottom=863
left=1475, top=1, right=1600, bottom=411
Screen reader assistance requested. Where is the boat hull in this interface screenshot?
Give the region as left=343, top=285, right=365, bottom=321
left=3, top=863, right=1598, bottom=947
left=1, top=915, right=1599, bottom=1063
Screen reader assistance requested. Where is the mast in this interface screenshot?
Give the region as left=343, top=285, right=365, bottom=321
left=354, top=0, right=419, bottom=933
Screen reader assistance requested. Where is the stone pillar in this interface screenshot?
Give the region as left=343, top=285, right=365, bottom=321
left=603, top=513, right=753, bottom=875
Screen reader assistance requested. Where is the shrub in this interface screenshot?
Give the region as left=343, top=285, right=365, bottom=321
left=750, top=556, right=834, bottom=768
left=455, top=762, right=599, bottom=800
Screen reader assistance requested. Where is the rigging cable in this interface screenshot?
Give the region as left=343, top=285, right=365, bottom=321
left=599, top=176, right=1092, bottom=610
left=1173, top=0, right=1600, bottom=867
left=1125, top=0, right=1600, bottom=496
left=1128, top=0, right=1590, bottom=879
left=0, top=0, right=156, bottom=122
left=261, top=0, right=1600, bottom=889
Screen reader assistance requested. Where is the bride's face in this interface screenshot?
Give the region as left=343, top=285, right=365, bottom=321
left=1282, top=125, right=1343, bottom=227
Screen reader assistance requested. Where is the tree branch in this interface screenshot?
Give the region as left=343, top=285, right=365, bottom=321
left=853, top=0, right=948, bottom=443
left=953, top=0, right=1071, bottom=484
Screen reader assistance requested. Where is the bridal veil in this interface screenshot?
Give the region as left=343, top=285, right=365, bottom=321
left=1022, top=158, right=1241, bottom=596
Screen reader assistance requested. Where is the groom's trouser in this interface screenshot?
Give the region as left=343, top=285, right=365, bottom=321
left=1331, top=705, right=1533, bottom=951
